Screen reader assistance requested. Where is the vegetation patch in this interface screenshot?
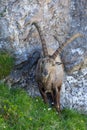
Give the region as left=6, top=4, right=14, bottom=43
left=0, top=51, right=14, bottom=79
left=0, top=83, right=87, bottom=130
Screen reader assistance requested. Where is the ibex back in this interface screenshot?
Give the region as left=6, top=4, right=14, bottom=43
left=32, top=22, right=83, bottom=112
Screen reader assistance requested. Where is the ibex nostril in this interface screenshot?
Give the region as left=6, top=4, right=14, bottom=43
left=44, top=71, right=48, bottom=76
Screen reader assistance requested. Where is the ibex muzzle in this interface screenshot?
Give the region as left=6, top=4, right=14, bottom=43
left=32, top=22, right=84, bottom=113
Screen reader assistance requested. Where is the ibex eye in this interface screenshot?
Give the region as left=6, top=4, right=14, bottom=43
left=56, top=62, right=62, bottom=65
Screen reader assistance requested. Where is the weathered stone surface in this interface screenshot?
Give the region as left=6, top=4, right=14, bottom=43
left=0, top=0, right=87, bottom=113
left=61, top=0, right=87, bottom=72
left=61, top=68, right=87, bottom=114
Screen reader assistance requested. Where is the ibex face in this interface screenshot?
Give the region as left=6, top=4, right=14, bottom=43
left=38, top=56, right=63, bottom=83
left=39, top=57, right=56, bottom=78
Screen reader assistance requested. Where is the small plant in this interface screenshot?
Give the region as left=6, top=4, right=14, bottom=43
left=0, top=51, right=14, bottom=79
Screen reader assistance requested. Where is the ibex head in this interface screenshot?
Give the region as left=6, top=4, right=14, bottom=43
left=37, top=56, right=62, bottom=87
left=39, top=57, right=55, bottom=77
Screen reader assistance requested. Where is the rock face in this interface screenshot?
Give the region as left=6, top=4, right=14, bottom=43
left=61, top=68, right=87, bottom=114
left=0, top=0, right=87, bottom=114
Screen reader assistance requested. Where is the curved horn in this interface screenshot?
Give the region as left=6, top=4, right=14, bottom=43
left=32, top=22, right=48, bottom=57
left=52, top=33, right=84, bottom=60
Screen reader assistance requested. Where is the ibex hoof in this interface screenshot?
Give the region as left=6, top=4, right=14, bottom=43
left=56, top=105, right=61, bottom=113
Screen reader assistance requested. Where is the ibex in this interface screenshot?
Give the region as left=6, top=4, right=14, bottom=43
left=32, top=22, right=83, bottom=112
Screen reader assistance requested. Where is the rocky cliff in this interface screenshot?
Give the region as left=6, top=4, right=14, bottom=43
left=0, top=0, right=87, bottom=114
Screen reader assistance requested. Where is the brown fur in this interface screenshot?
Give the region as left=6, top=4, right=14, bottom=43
left=32, top=22, right=83, bottom=112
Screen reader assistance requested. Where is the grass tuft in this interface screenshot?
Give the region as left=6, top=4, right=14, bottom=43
left=0, top=52, right=14, bottom=79
left=0, top=83, right=87, bottom=130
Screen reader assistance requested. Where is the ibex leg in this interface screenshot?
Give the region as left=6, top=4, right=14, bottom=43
left=38, top=83, right=48, bottom=103
left=54, top=87, right=61, bottom=113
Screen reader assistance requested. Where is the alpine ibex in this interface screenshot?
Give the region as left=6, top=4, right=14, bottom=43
left=32, top=22, right=83, bottom=112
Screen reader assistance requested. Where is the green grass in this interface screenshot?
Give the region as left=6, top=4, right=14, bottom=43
left=0, top=83, right=87, bottom=130
left=0, top=52, right=14, bottom=79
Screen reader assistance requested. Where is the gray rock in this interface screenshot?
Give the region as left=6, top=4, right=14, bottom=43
left=61, top=68, right=87, bottom=114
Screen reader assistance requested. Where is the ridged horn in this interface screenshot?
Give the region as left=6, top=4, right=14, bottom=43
left=52, top=33, right=84, bottom=60
left=32, top=22, right=48, bottom=57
